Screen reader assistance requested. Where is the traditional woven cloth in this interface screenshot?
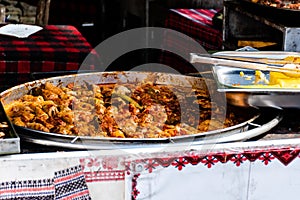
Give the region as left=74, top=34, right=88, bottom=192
left=0, top=165, right=91, bottom=200
left=54, top=165, right=91, bottom=200
left=0, top=179, right=54, bottom=199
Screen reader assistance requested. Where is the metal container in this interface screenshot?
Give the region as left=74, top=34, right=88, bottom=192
left=240, top=0, right=300, bottom=26
left=223, top=0, right=300, bottom=51
left=207, top=51, right=300, bottom=108
left=0, top=71, right=273, bottom=149
left=213, top=66, right=300, bottom=108
left=0, top=102, right=20, bottom=155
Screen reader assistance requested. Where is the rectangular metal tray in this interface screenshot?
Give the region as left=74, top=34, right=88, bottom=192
left=212, top=66, right=300, bottom=108
left=213, top=66, right=300, bottom=92
left=0, top=102, right=20, bottom=155
left=240, top=0, right=300, bottom=27
left=206, top=51, right=300, bottom=108
left=203, top=50, right=300, bottom=91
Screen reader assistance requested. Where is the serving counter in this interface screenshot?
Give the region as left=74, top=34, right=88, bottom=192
left=1, top=53, right=300, bottom=199
left=0, top=107, right=299, bottom=199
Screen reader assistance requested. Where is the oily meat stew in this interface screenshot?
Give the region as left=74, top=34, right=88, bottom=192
left=4, top=81, right=243, bottom=138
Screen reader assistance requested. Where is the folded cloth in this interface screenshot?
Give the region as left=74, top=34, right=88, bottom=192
left=54, top=165, right=91, bottom=200
left=0, top=165, right=91, bottom=200
left=0, top=179, right=54, bottom=199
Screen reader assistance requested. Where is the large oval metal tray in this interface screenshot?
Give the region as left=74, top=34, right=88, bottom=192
left=15, top=111, right=281, bottom=150
left=0, top=71, right=274, bottom=149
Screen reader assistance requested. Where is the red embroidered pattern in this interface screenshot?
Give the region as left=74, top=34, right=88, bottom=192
left=84, top=171, right=125, bottom=183
left=131, top=148, right=300, bottom=173
left=130, top=148, right=300, bottom=199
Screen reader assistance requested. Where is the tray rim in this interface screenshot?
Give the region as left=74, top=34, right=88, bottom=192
left=0, top=71, right=261, bottom=148
left=16, top=109, right=282, bottom=150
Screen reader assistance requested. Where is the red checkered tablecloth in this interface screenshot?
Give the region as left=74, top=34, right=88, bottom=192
left=165, top=9, right=222, bottom=50
left=159, top=9, right=222, bottom=73
left=0, top=25, right=96, bottom=65
left=0, top=25, right=99, bottom=90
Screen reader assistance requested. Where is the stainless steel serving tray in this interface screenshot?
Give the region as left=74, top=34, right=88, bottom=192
left=0, top=71, right=278, bottom=149
left=0, top=102, right=20, bottom=155
left=209, top=51, right=300, bottom=108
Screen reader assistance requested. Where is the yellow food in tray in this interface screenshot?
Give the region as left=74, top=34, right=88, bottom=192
left=254, top=70, right=269, bottom=85
left=269, top=71, right=300, bottom=88
left=236, top=56, right=300, bottom=89
left=266, top=56, right=300, bottom=88
left=239, top=70, right=300, bottom=89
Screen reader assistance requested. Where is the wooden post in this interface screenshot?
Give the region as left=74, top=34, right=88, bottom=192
left=44, top=0, right=51, bottom=25
left=36, top=0, right=51, bottom=26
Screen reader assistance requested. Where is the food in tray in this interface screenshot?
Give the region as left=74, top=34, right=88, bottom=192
left=234, top=70, right=271, bottom=87
left=256, top=61, right=300, bottom=87
left=269, top=71, right=300, bottom=88
left=237, top=69, right=300, bottom=88
left=3, top=81, right=242, bottom=138
left=254, top=70, right=270, bottom=84
left=0, top=121, right=8, bottom=139
left=232, top=55, right=300, bottom=88
left=251, top=0, right=300, bottom=10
